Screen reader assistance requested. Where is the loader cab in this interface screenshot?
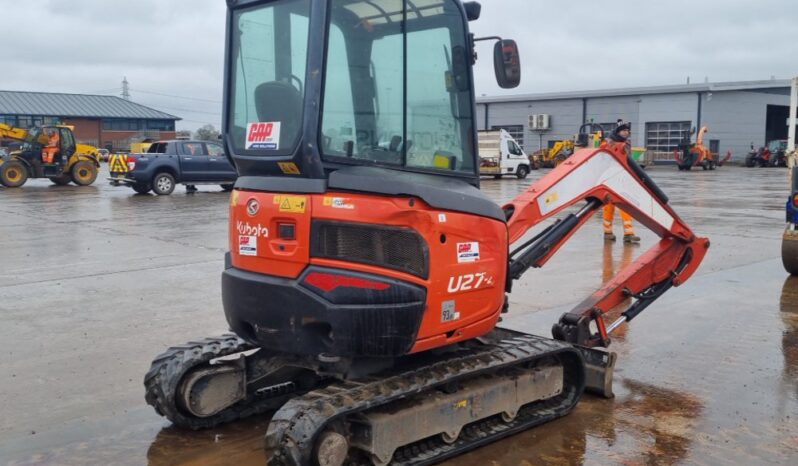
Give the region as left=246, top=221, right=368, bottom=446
left=224, top=0, right=519, bottom=187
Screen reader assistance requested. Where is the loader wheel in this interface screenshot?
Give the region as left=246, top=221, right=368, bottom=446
left=152, top=172, right=175, bottom=195
left=71, top=161, right=98, bottom=186
left=516, top=165, right=529, bottom=179
left=49, top=174, right=71, bottom=185
left=220, top=184, right=234, bottom=192
left=0, top=160, right=28, bottom=187
left=554, top=154, right=567, bottom=167
left=782, top=231, right=798, bottom=275
left=132, top=183, right=151, bottom=195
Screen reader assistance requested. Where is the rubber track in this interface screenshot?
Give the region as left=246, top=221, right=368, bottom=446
left=144, top=334, right=288, bottom=430
left=264, top=333, right=585, bottom=465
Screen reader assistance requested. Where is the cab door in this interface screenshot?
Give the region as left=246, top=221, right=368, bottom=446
left=205, top=142, right=237, bottom=181
left=179, top=142, right=209, bottom=181
left=59, top=128, right=76, bottom=164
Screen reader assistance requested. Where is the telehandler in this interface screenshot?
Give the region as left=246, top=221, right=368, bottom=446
left=0, top=123, right=99, bottom=187
left=144, top=1, right=708, bottom=464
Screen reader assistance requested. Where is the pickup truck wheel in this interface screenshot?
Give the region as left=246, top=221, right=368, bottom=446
left=132, top=183, right=151, bottom=194
left=71, top=161, right=98, bottom=186
left=0, top=160, right=29, bottom=187
left=221, top=184, right=234, bottom=192
left=152, top=173, right=176, bottom=195
left=516, top=165, right=529, bottom=179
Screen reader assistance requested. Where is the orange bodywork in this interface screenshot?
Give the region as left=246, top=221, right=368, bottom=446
left=227, top=140, right=708, bottom=354
left=229, top=190, right=508, bottom=354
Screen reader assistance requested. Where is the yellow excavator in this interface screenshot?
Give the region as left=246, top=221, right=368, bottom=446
left=0, top=123, right=100, bottom=187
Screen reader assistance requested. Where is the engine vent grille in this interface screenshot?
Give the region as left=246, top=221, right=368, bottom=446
left=311, top=221, right=429, bottom=278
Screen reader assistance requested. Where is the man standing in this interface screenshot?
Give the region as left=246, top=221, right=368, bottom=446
left=602, top=121, right=640, bottom=244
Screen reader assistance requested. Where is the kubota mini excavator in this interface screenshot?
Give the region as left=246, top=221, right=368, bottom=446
left=144, top=1, right=709, bottom=464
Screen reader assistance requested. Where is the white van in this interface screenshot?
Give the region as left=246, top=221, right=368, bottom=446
left=478, top=129, right=531, bottom=179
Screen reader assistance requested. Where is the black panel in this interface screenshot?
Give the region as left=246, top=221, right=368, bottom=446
left=234, top=175, right=327, bottom=193
left=327, top=166, right=505, bottom=221
left=311, top=221, right=429, bottom=279
left=222, top=265, right=426, bottom=357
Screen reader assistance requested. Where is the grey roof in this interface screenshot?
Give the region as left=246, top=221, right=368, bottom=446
left=0, top=90, right=180, bottom=120
left=477, top=79, right=792, bottom=104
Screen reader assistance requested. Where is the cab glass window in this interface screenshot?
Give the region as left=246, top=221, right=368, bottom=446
left=228, top=0, right=310, bottom=155
left=320, top=0, right=475, bottom=174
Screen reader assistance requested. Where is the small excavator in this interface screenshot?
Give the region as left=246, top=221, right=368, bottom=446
left=0, top=123, right=100, bottom=187
left=144, top=1, right=709, bottom=464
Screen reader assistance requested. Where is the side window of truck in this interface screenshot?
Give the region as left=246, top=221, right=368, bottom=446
left=182, top=142, right=205, bottom=156
left=206, top=143, right=225, bottom=157
left=509, top=141, right=523, bottom=156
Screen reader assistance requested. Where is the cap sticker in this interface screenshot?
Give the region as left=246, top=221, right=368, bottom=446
left=246, top=122, right=281, bottom=150
left=239, top=235, right=257, bottom=256
left=457, top=242, right=480, bottom=263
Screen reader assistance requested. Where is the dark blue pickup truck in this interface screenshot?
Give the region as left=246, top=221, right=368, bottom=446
left=109, top=140, right=237, bottom=195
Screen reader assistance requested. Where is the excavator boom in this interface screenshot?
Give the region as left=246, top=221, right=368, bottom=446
left=505, top=139, right=708, bottom=347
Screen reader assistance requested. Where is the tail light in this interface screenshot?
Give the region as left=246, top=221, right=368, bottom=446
left=127, top=155, right=137, bottom=171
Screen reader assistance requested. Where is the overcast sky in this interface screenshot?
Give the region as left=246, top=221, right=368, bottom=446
left=3, top=0, right=796, bottom=131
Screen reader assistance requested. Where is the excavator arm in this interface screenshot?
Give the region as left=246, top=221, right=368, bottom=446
left=504, top=140, right=709, bottom=348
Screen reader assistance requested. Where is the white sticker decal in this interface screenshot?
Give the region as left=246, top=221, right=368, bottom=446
left=246, top=122, right=281, bottom=150
left=237, top=221, right=269, bottom=238
left=457, top=242, right=480, bottom=263
left=442, top=300, right=460, bottom=322
left=239, top=235, right=257, bottom=256
left=438, top=213, right=447, bottom=223
left=324, top=197, right=355, bottom=210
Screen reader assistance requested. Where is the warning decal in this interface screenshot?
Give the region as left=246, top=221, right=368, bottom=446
left=273, top=195, right=307, bottom=213
left=277, top=162, right=301, bottom=175
left=246, top=122, right=281, bottom=150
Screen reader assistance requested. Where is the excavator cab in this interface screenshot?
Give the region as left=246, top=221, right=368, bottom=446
left=224, top=0, right=518, bottom=183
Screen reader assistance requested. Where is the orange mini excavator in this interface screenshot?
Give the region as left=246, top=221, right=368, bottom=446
left=144, top=1, right=709, bottom=464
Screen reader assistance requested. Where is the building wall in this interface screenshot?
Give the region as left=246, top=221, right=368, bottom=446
left=702, top=90, right=790, bottom=159
left=63, top=118, right=102, bottom=146
left=586, top=96, right=641, bottom=144
left=478, top=99, right=583, bottom=152
left=479, top=88, right=790, bottom=163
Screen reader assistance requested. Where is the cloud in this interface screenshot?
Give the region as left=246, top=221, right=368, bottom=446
left=2, top=0, right=796, bottom=131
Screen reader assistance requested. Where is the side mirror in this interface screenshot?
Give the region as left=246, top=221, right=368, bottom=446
left=494, top=40, right=520, bottom=89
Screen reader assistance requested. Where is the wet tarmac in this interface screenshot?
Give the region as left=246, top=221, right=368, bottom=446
left=1, top=165, right=796, bottom=465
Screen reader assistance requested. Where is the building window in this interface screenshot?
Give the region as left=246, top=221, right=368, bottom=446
left=0, top=115, right=17, bottom=126
left=645, top=121, right=691, bottom=153
left=146, top=120, right=175, bottom=131
left=491, top=124, right=524, bottom=149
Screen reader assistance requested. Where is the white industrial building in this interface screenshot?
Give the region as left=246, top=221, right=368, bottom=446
left=476, top=79, right=794, bottom=163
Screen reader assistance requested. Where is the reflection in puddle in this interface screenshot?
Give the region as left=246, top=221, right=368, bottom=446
left=779, top=276, right=798, bottom=404
left=445, top=379, right=703, bottom=466
left=147, top=416, right=271, bottom=466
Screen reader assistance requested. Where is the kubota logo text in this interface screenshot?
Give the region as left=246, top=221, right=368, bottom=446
left=237, top=221, right=268, bottom=238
